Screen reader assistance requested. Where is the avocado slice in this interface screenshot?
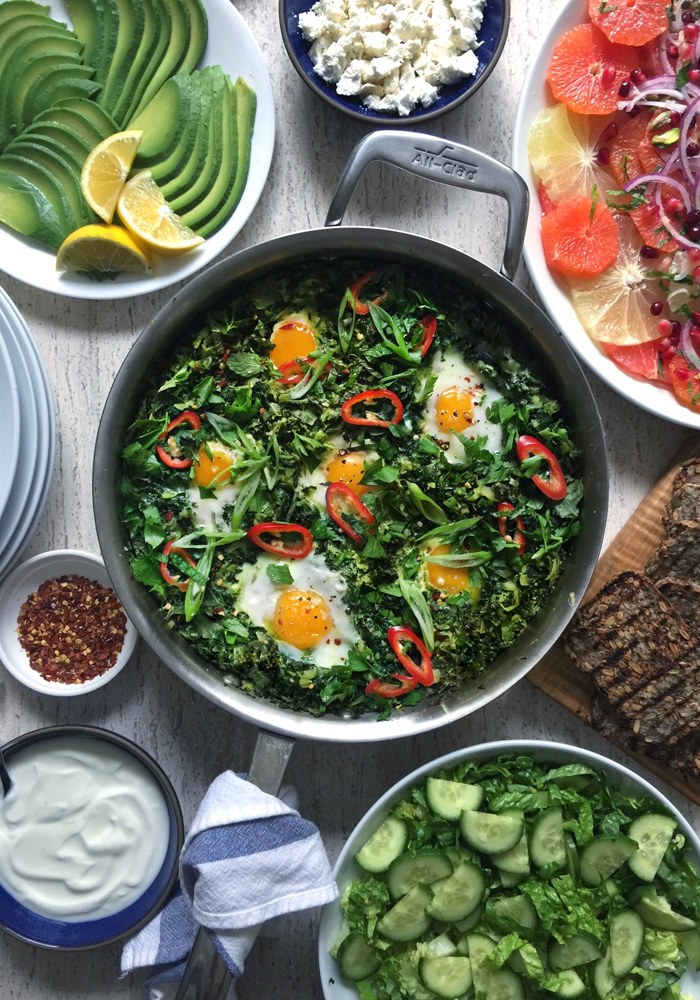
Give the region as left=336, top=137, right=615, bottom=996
left=119, top=0, right=171, bottom=126
left=53, top=96, right=117, bottom=136
left=24, top=122, right=93, bottom=160
left=0, top=2, right=49, bottom=29
left=34, top=103, right=107, bottom=145
left=88, top=0, right=118, bottom=92
left=63, top=0, right=100, bottom=66
left=149, top=73, right=201, bottom=185
left=0, top=168, right=66, bottom=249
left=180, top=72, right=236, bottom=229
left=130, top=72, right=194, bottom=164
left=0, top=10, right=51, bottom=47
left=179, top=0, right=207, bottom=74
left=22, top=64, right=98, bottom=131
left=196, top=77, right=256, bottom=238
left=168, top=65, right=224, bottom=213
left=160, top=66, right=214, bottom=201
left=127, top=0, right=190, bottom=122
left=3, top=138, right=94, bottom=226
left=98, top=0, right=146, bottom=115
left=109, top=0, right=160, bottom=127
left=0, top=26, right=83, bottom=120
left=0, top=152, right=73, bottom=232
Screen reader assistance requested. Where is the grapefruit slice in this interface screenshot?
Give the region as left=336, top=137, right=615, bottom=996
left=539, top=183, right=557, bottom=214
left=528, top=104, right=608, bottom=206
left=568, top=215, right=668, bottom=344
left=590, top=0, right=668, bottom=46
left=601, top=338, right=664, bottom=379
left=542, top=195, right=620, bottom=277
left=547, top=23, right=638, bottom=115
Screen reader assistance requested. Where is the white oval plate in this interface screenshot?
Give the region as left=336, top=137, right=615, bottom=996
left=0, top=0, right=275, bottom=299
left=318, top=739, right=700, bottom=1000
left=512, top=0, right=700, bottom=429
left=0, top=314, right=20, bottom=523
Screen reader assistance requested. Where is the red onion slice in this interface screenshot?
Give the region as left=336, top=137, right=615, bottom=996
left=681, top=318, right=700, bottom=371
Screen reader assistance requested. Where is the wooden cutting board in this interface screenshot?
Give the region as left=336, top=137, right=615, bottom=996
left=528, top=435, right=700, bottom=806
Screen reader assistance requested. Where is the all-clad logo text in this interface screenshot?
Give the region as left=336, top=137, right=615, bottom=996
left=412, top=144, right=478, bottom=180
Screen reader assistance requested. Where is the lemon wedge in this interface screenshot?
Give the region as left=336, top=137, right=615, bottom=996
left=80, top=130, right=143, bottom=223
left=56, top=224, right=153, bottom=276
left=117, top=170, right=204, bottom=257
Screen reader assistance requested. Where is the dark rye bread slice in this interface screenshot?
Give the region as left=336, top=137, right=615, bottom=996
left=657, top=577, right=700, bottom=633
left=672, top=457, right=700, bottom=492
left=664, top=483, right=700, bottom=537
left=646, top=528, right=700, bottom=586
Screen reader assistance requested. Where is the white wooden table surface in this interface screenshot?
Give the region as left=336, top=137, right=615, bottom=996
left=0, top=0, right=696, bottom=995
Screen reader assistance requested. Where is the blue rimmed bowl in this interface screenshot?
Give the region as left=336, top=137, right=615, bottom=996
left=0, top=725, right=184, bottom=951
left=279, top=0, right=510, bottom=126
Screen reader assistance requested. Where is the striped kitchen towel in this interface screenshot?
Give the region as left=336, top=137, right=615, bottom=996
left=121, top=771, right=337, bottom=993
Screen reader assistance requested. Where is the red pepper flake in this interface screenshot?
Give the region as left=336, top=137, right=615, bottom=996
left=16, top=575, right=127, bottom=685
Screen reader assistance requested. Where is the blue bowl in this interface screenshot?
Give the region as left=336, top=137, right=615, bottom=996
left=0, top=725, right=184, bottom=950
left=279, top=0, right=510, bottom=125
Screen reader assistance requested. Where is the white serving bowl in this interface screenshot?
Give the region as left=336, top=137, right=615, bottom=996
left=511, top=0, right=700, bottom=429
left=318, top=739, right=700, bottom=1000
left=0, top=549, right=137, bottom=695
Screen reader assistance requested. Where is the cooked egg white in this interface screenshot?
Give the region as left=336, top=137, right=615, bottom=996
left=188, top=441, right=243, bottom=528
left=421, top=350, right=503, bottom=462
left=298, top=437, right=379, bottom=508
left=235, top=552, right=360, bottom=669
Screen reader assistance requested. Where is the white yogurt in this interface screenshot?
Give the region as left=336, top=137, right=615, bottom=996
left=0, top=736, right=171, bottom=922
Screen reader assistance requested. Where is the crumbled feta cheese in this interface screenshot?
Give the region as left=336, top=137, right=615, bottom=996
left=299, top=0, right=486, bottom=116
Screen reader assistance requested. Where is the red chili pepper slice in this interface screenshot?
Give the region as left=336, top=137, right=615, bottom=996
left=326, top=481, right=375, bottom=543
left=365, top=675, right=418, bottom=698
left=387, top=625, right=434, bottom=686
left=348, top=270, right=389, bottom=315
left=276, top=357, right=331, bottom=386
left=497, top=502, right=526, bottom=556
left=340, top=389, right=404, bottom=427
left=247, top=522, right=314, bottom=559
left=160, top=540, right=197, bottom=592
left=156, top=411, right=202, bottom=469
left=416, top=316, right=437, bottom=358
left=516, top=435, right=568, bottom=502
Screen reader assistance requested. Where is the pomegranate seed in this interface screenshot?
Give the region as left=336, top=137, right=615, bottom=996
left=689, top=247, right=700, bottom=262
left=664, top=347, right=680, bottom=363
left=680, top=41, right=695, bottom=60
left=650, top=301, right=664, bottom=316
left=166, top=511, right=174, bottom=522
left=600, top=121, right=619, bottom=142
left=687, top=22, right=700, bottom=39
left=219, top=378, right=227, bottom=386
left=640, top=245, right=660, bottom=258
left=688, top=140, right=700, bottom=156
left=602, top=65, right=616, bottom=86
left=628, top=106, right=642, bottom=118
left=667, top=42, right=680, bottom=59
left=690, top=69, right=700, bottom=86
left=665, top=197, right=682, bottom=213
left=687, top=208, right=700, bottom=225
left=630, top=68, right=646, bottom=84
left=659, top=336, right=673, bottom=349
left=683, top=9, right=695, bottom=22
left=619, top=79, right=631, bottom=97
left=596, top=146, right=611, bottom=165
left=676, top=366, right=693, bottom=379
left=691, top=326, right=700, bottom=341
left=693, top=311, right=700, bottom=325
left=688, top=223, right=700, bottom=240
left=670, top=110, right=682, bottom=126
left=672, top=320, right=683, bottom=337
left=658, top=319, right=673, bottom=337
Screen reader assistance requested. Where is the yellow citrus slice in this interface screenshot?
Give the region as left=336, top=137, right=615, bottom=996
left=568, top=215, right=667, bottom=346
left=528, top=104, right=606, bottom=205
left=117, top=170, right=204, bottom=257
left=56, top=224, right=153, bottom=276
left=80, top=130, right=143, bottom=223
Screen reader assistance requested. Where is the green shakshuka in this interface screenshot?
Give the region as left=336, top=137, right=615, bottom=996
left=121, top=263, right=583, bottom=717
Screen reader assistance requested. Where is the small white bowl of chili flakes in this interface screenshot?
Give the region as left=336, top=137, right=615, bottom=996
left=0, top=550, right=137, bottom=696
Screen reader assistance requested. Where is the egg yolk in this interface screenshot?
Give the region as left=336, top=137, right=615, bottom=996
left=194, top=442, right=238, bottom=488
left=426, top=543, right=471, bottom=594
left=325, top=451, right=374, bottom=498
left=436, top=387, right=474, bottom=434
left=270, top=321, right=317, bottom=370
left=273, top=589, right=333, bottom=649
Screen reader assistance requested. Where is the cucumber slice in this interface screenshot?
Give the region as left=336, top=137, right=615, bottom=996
left=486, top=969, right=524, bottom=1000
left=337, top=931, right=381, bottom=982
left=468, top=933, right=497, bottom=995
left=551, top=969, right=587, bottom=997
left=461, top=811, right=524, bottom=855
left=609, top=910, right=644, bottom=977
left=628, top=814, right=677, bottom=882
left=495, top=827, right=530, bottom=875
left=491, top=894, right=538, bottom=933
left=580, top=836, right=637, bottom=887
left=377, top=883, right=433, bottom=942
left=679, top=929, right=700, bottom=970
left=427, top=777, right=484, bottom=820
left=550, top=933, right=603, bottom=969
left=633, top=886, right=696, bottom=931
left=387, top=850, right=453, bottom=899
left=356, top=815, right=408, bottom=873
left=565, top=833, right=580, bottom=884
left=419, top=956, right=473, bottom=999
left=530, top=808, right=566, bottom=869
left=428, top=933, right=458, bottom=957
left=455, top=905, right=483, bottom=935
left=500, top=869, right=525, bottom=887
left=427, top=860, right=485, bottom=922
left=594, top=949, right=617, bottom=1000
left=605, top=879, right=620, bottom=899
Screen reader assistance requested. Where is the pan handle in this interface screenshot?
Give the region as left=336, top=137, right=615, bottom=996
left=325, top=130, right=529, bottom=283
left=174, top=730, right=296, bottom=1000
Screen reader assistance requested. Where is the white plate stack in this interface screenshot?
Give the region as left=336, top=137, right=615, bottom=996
left=0, top=285, right=55, bottom=581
